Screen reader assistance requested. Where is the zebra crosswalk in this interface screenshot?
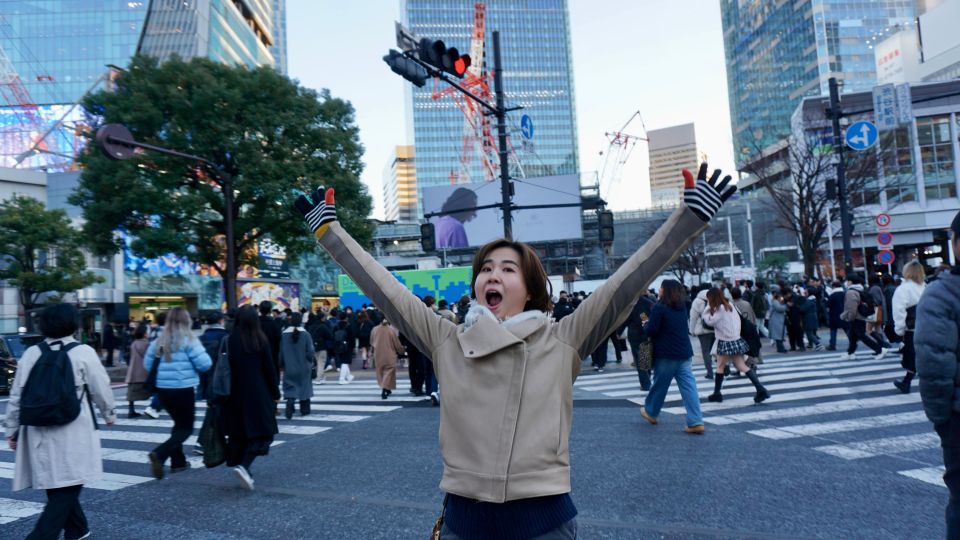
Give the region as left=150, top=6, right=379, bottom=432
left=574, top=350, right=946, bottom=489
left=0, top=376, right=407, bottom=527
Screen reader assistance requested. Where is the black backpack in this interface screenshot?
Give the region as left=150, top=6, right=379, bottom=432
left=334, top=328, right=350, bottom=354
left=19, top=342, right=87, bottom=427
left=856, top=290, right=877, bottom=318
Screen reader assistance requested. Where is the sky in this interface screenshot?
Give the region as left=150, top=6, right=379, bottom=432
left=287, top=0, right=734, bottom=220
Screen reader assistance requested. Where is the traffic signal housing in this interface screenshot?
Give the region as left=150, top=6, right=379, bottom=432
left=418, top=38, right=471, bottom=78
left=420, top=222, right=436, bottom=252
left=598, top=210, right=614, bottom=245
left=383, top=49, right=429, bottom=88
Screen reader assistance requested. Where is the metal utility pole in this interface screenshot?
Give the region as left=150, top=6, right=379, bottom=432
left=829, top=77, right=855, bottom=277
left=96, top=123, right=239, bottom=310
left=492, top=31, right=513, bottom=240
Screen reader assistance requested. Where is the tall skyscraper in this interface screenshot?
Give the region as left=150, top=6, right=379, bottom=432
left=721, top=0, right=915, bottom=165
left=0, top=0, right=275, bottom=170
left=402, top=0, right=579, bottom=217
left=647, top=123, right=698, bottom=208
left=270, top=0, right=288, bottom=74
left=383, top=145, right=419, bottom=222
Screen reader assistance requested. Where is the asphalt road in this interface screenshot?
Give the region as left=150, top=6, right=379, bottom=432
left=0, top=339, right=947, bottom=539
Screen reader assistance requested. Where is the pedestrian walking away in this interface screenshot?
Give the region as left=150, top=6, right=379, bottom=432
left=689, top=285, right=717, bottom=379
left=826, top=281, right=849, bottom=351
left=4, top=303, right=117, bottom=540
left=295, top=161, right=737, bottom=538
left=370, top=318, right=405, bottom=399
left=702, top=287, right=770, bottom=404
left=839, top=275, right=886, bottom=360
left=892, top=261, right=925, bottom=393
left=124, top=324, right=151, bottom=417
left=279, top=312, right=315, bottom=419
left=768, top=292, right=788, bottom=353
left=143, top=307, right=212, bottom=479
left=638, top=280, right=704, bottom=433
left=915, top=208, right=960, bottom=539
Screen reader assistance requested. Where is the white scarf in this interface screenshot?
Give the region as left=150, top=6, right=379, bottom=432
left=463, top=301, right=547, bottom=329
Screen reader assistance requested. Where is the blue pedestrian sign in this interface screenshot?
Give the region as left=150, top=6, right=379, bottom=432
left=520, top=114, right=534, bottom=140
left=845, top=121, right=878, bottom=151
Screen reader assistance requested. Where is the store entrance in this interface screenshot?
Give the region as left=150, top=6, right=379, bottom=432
left=127, top=295, right=197, bottom=323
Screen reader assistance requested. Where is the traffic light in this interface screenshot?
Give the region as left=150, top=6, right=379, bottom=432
left=418, top=38, right=471, bottom=78
left=383, top=49, right=429, bottom=88
left=598, top=210, right=614, bottom=244
left=420, top=222, right=436, bottom=252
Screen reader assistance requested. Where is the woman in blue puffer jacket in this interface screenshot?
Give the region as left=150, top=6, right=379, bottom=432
left=143, top=307, right=212, bottom=479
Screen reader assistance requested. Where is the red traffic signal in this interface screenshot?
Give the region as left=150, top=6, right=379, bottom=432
left=418, top=38, right=471, bottom=78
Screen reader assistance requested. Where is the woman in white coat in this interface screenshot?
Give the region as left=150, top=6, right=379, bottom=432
left=892, top=260, right=926, bottom=393
left=4, top=303, right=116, bottom=540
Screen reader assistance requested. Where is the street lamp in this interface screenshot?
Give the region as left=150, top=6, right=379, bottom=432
left=95, top=123, right=239, bottom=310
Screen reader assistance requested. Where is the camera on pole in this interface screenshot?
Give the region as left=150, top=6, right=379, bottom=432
left=383, top=49, right=429, bottom=88
left=418, top=38, right=471, bottom=78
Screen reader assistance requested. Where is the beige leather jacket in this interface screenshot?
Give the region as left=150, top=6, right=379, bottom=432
left=317, top=206, right=707, bottom=502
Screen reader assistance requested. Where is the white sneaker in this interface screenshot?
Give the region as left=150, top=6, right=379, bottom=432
left=143, top=407, right=159, bottom=419
left=323, top=365, right=335, bottom=373
left=346, top=373, right=354, bottom=383
left=837, top=353, right=854, bottom=360
left=874, top=349, right=888, bottom=360
left=232, top=465, right=254, bottom=491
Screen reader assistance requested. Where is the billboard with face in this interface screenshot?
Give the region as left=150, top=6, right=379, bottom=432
left=421, top=174, right=583, bottom=248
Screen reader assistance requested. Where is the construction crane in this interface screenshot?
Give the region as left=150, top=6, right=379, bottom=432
left=598, top=110, right=649, bottom=198
left=0, top=41, right=50, bottom=168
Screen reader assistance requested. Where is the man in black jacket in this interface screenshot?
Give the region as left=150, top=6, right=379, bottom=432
left=552, top=291, right=575, bottom=321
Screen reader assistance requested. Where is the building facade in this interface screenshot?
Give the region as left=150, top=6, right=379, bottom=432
left=270, top=0, right=288, bottom=74
left=721, top=0, right=916, bottom=166
left=402, top=0, right=579, bottom=217
left=873, top=0, right=960, bottom=84
left=647, top=123, right=698, bottom=208
left=382, top=145, right=419, bottom=222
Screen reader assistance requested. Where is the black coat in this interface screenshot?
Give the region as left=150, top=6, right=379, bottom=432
left=219, top=334, right=279, bottom=440
left=259, top=315, right=282, bottom=377
left=828, top=290, right=847, bottom=328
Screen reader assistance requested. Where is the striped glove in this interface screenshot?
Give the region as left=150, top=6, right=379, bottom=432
left=682, top=162, right=736, bottom=222
left=295, top=186, right=337, bottom=238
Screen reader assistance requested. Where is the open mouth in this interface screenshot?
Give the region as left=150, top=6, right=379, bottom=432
left=485, top=291, right=503, bottom=310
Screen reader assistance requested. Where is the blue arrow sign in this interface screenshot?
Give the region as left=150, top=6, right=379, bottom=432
left=520, top=114, right=534, bottom=140
left=845, top=120, right=878, bottom=151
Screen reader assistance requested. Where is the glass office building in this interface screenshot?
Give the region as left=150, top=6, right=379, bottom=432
left=0, top=0, right=274, bottom=170
left=402, top=0, right=579, bottom=217
left=721, top=0, right=915, bottom=165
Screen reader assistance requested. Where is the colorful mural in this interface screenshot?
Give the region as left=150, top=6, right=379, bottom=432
left=337, top=266, right=472, bottom=309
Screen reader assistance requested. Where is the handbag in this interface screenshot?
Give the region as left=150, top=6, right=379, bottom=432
left=199, top=406, right=227, bottom=468
left=143, top=346, right=163, bottom=393
left=210, top=339, right=231, bottom=402
left=637, top=340, right=654, bottom=371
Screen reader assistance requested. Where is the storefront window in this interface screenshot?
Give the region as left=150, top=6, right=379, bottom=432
left=879, top=126, right=917, bottom=205
left=917, top=116, right=955, bottom=200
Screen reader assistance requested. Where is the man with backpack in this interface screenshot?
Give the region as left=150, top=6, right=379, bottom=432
left=839, top=274, right=886, bottom=360
left=4, top=303, right=116, bottom=540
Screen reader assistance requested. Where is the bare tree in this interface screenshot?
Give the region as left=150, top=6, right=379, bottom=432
left=667, top=244, right=708, bottom=286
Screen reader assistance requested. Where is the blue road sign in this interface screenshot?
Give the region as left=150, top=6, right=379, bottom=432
left=520, top=114, right=534, bottom=140
left=878, top=250, right=895, bottom=265
left=845, top=121, right=878, bottom=151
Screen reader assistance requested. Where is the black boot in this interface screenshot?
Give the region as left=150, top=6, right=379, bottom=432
left=300, top=399, right=311, bottom=416
left=381, top=388, right=389, bottom=400
left=128, top=401, right=141, bottom=418
left=747, top=367, right=770, bottom=403
left=894, top=372, right=914, bottom=394
left=708, top=373, right=724, bottom=402
left=285, top=398, right=295, bottom=420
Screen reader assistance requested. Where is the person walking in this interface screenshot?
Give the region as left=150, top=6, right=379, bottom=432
left=638, top=280, right=705, bottom=433
left=218, top=305, right=280, bottom=491
left=702, top=288, right=770, bottom=404
left=102, top=322, right=117, bottom=367
left=370, top=319, right=405, bottom=399
left=784, top=289, right=805, bottom=351
left=333, top=314, right=355, bottom=384
left=799, top=288, right=824, bottom=351
left=625, top=294, right=654, bottom=390
left=688, top=285, right=716, bottom=379
left=826, top=281, right=849, bottom=351
left=356, top=309, right=374, bottom=369
left=294, top=162, right=736, bottom=537
left=143, top=307, right=212, bottom=479
left=892, top=260, right=925, bottom=393
left=915, top=209, right=960, bottom=539
left=4, top=303, right=117, bottom=540
left=839, top=275, right=887, bottom=360
left=751, top=282, right=770, bottom=337
left=768, top=292, right=788, bottom=353
left=279, top=312, right=315, bottom=419
left=124, top=324, right=151, bottom=418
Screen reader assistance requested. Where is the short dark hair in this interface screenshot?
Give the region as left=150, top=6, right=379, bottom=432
left=155, top=311, right=167, bottom=326
left=259, top=300, right=273, bottom=315
left=730, top=286, right=742, bottom=300
left=470, top=238, right=551, bottom=312
left=848, top=274, right=864, bottom=285
left=38, top=303, right=79, bottom=339
left=134, top=324, right=148, bottom=340
left=438, top=299, right=448, bottom=309
left=206, top=310, right=224, bottom=324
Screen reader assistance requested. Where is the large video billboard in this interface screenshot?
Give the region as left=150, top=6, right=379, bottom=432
left=421, top=174, right=583, bottom=248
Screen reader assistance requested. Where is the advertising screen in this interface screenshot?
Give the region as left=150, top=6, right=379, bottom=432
left=421, top=174, right=583, bottom=249
left=337, top=266, right=472, bottom=309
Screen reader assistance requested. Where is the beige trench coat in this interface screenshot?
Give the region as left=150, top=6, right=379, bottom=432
left=4, top=337, right=117, bottom=491
left=370, top=322, right=404, bottom=390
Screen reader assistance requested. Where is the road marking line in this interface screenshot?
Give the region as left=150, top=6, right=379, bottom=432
left=814, top=432, right=940, bottom=460
left=660, top=382, right=894, bottom=414
left=132, top=401, right=402, bottom=413
left=747, top=411, right=929, bottom=439
left=0, top=497, right=45, bottom=524
left=0, top=461, right=152, bottom=491
left=666, top=393, right=920, bottom=425
left=898, top=466, right=946, bottom=487
left=111, top=418, right=330, bottom=435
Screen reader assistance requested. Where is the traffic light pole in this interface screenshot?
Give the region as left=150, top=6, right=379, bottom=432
left=492, top=31, right=513, bottom=240
left=828, top=77, right=855, bottom=278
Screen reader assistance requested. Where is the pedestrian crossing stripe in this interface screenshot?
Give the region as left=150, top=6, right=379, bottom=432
left=0, top=461, right=151, bottom=491
left=694, top=393, right=919, bottom=425
left=814, top=432, right=941, bottom=460
left=0, top=497, right=44, bottom=525
left=660, top=382, right=897, bottom=414
left=129, top=401, right=402, bottom=413
left=898, top=466, right=946, bottom=487
left=747, top=411, right=929, bottom=440
left=111, top=417, right=332, bottom=435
